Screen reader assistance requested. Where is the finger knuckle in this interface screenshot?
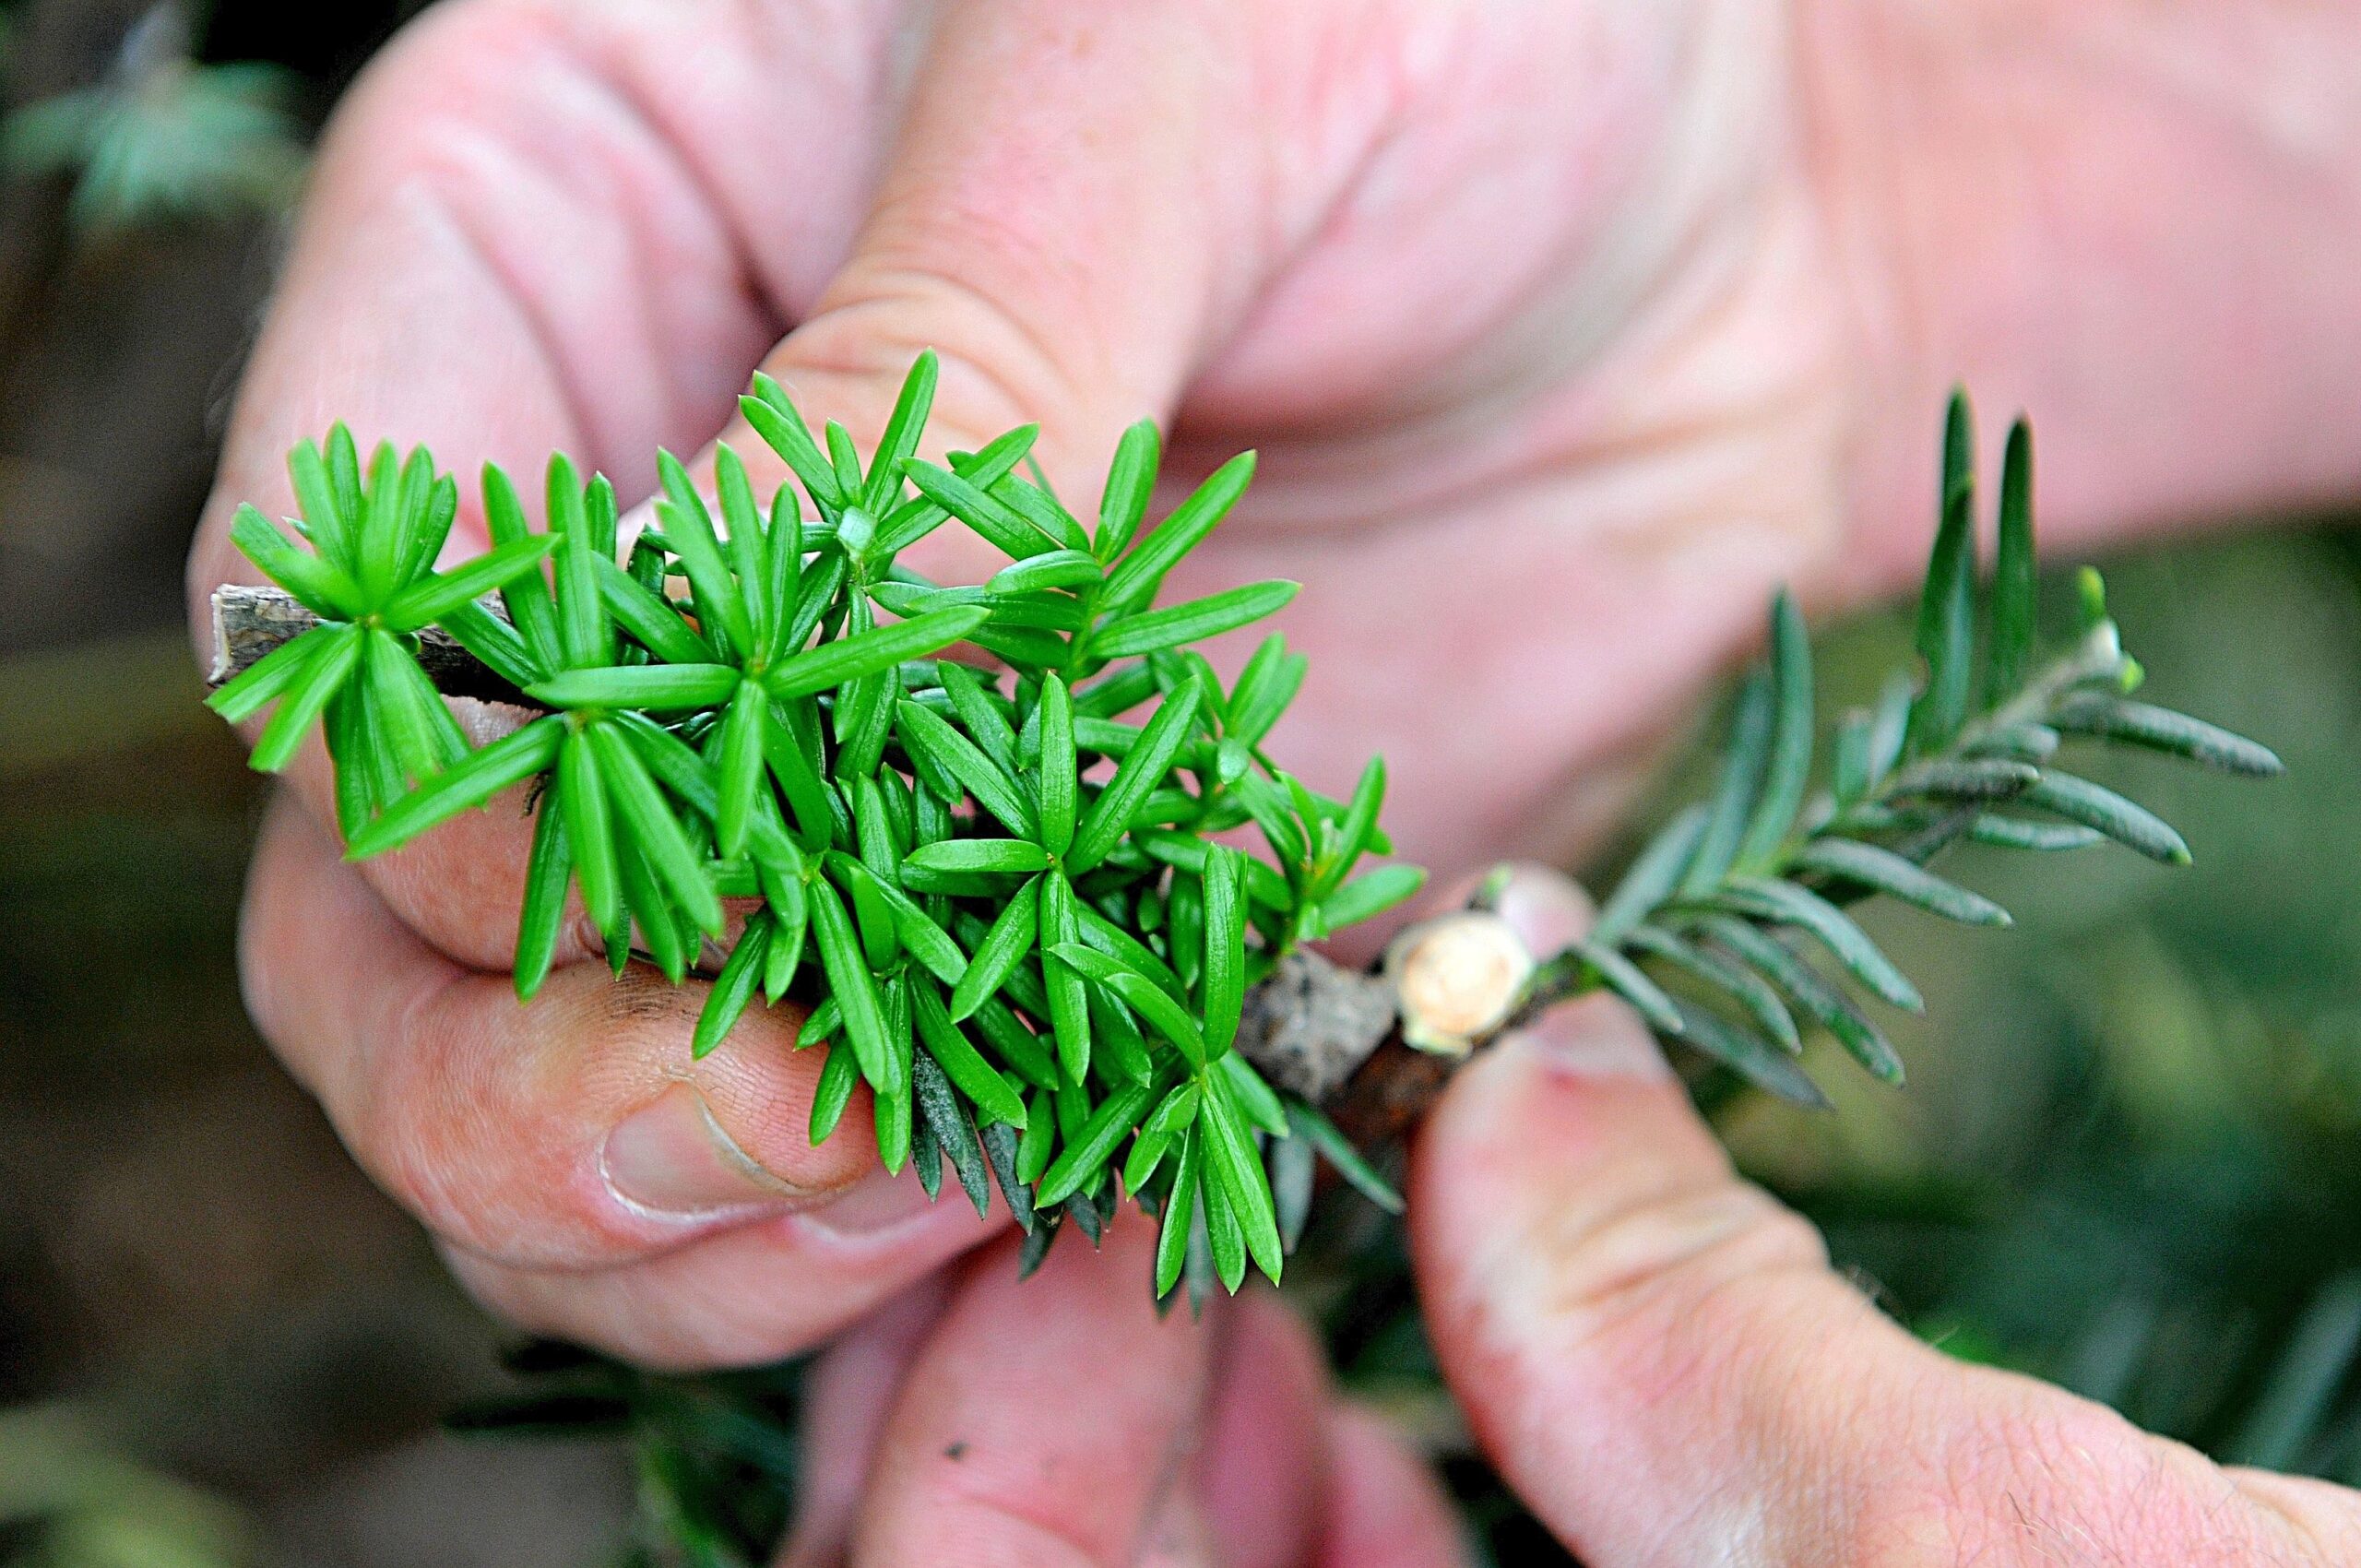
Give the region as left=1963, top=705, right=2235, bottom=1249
left=350, top=979, right=518, bottom=1248
left=355, top=969, right=637, bottom=1265
left=788, top=255, right=1083, bottom=447
left=1855, top=1393, right=2312, bottom=1567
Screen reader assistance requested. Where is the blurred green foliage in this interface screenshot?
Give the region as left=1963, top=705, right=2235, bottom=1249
left=1749, top=531, right=2361, bottom=1482
left=1, top=5, right=303, bottom=233
left=0, top=1406, right=255, bottom=1568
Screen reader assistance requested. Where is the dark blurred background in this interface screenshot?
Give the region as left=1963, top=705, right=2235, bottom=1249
left=2, top=5, right=2357, bottom=1565
left=1, top=5, right=640, bottom=1563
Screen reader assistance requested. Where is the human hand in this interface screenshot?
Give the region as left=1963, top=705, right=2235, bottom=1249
left=193, top=0, right=1848, bottom=1369
left=192, top=0, right=2361, bottom=1366
left=1403, top=867, right=2361, bottom=1565
left=764, top=1216, right=1464, bottom=1568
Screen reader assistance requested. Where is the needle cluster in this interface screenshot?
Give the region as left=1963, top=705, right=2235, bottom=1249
left=209, top=352, right=1417, bottom=1301
left=1550, top=397, right=2283, bottom=1104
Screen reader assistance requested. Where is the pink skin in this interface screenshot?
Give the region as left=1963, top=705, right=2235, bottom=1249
left=1409, top=869, right=2361, bottom=1566
left=189, top=0, right=2361, bottom=1555
left=773, top=1217, right=1466, bottom=1568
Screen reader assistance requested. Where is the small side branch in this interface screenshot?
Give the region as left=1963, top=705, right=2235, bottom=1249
left=208, top=585, right=540, bottom=708
left=1234, top=949, right=1400, bottom=1104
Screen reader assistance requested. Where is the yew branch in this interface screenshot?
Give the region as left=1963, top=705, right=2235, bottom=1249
left=206, top=584, right=1513, bottom=1142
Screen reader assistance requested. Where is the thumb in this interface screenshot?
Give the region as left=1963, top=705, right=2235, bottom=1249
left=1409, top=992, right=1863, bottom=1565
left=682, top=1, right=1275, bottom=557
left=1410, top=871, right=2361, bottom=1566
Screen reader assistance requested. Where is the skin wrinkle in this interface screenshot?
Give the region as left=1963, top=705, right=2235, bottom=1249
left=1189, top=4, right=1652, bottom=431
left=275, top=815, right=489, bottom=1162
left=832, top=8, right=1231, bottom=429
left=1793, top=6, right=2007, bottom=598
left=1784, top=1, right=1908, bottom=582
left=442, top=1186, right=946, bottom=1365
left=926, top=1436, right=1204, bottom=1568
left=360, top=972, right=533, bottom=1254
left=908, top=1499, right=1119, bottom=1568
left=1187, top=202, right=1848, bottom=802
left=1182, top=272, right=1842, bottom=556
left=353, top=770, right=578, bottom=970
left=1808, top=3, right=2361, bottom=585
left=1422, top=1083, right=1729, bottom=1533
left=423, top=973, right=649, bottom=1253
left=1975, top=1455, right=2184, bottom=1566
left=270, top=835, right=845, bottom=1270
left=1156, top=0, right=1282, bottom=359
left=814, top=260, right=1099, bottom=460
left=1787, top=0, right=1921, bottom=438
left=1567, top=1242, right=1840, bottom=1559
left=1843, top=1366, right=2328, bottom=1567
left=397, top=71, right=615, bottom=438
left=861, top=170, right=1119, bottom=374
left=394, top=23, right=766, bottom=483
left=543, top=28, right=788, bottom=422
left=1197, top=0, right=1801, bottom=472
left=1485, top=1, right=1786, bottom=407
left=1247, top=496, right=1792, bottom=870
left=436, top=1219, right=825, bottom=1367
left=1198, top=4, right=1423, bottom=405
left=539, top=0, right=899, bottom=319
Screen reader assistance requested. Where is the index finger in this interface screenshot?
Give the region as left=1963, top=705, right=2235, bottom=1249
left=848, top=1218, right=1222, bottom=1567
left=189, top=0, right=856, bottom=967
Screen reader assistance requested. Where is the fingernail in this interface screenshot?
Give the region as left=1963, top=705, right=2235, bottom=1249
left=1488, top=861, right=1595, bottom=955
left=603, top=1083, right=812, bottom=1218
left=1479, top=867, right=1670, bottom=1082
left=796, top=1166, right=944, bottom=1239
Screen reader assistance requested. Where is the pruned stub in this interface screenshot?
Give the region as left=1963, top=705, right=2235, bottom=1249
left=1385, top=911, right=1533, bottom=1057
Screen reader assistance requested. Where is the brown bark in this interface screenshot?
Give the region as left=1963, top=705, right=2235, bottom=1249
left=208, top=585, right=537, bottom=708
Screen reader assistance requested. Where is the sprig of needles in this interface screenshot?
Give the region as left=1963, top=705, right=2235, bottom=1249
left=1545, top=396, right=2283, bottom=1105
left=210, top=351, right=1419, bottom=1303
left=202, top=429, right=555, bottom=825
